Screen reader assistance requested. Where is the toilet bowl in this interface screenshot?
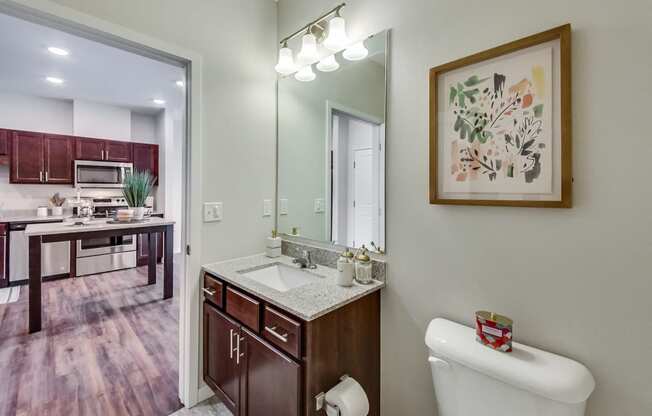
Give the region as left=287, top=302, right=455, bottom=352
left=425, top=318, right=595, bottom=416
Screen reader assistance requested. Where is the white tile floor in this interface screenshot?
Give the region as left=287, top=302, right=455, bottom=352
left=170, top=397, right=232, bottom=416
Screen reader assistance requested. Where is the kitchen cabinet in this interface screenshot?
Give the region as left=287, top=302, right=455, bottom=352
left=75, top=138, right=132, bottom=162
left=43, top=134, right=74, bottom=184
left=104, top=140, right=132, bottom=162
left=0, top=223, right=6, bottom=288
left=11, top=132, right=74, bottom=184
left=203, top=272, right=380, bottom=416
left=133, top=143, right=159, bottom=184
left=10, top=131, right=44, bottom=183
left=0, top=129, right=8, bottom=156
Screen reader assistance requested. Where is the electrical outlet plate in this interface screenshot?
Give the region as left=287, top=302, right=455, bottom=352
left=263, top=199, right=272, bottom=217
left=204, top=202, right=223, bottom=222
left=279, top=198, right=289, bottom=215
left=314, top=198, right=325, bottom=213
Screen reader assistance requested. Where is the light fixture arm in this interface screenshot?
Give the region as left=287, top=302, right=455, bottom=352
left=279, top=3, right=346, bottom=46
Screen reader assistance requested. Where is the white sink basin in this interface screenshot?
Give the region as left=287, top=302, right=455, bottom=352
left=239, top=263, right=320, bottom=292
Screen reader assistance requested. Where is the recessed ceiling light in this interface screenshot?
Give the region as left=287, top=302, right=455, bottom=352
left=47, top=47, right=69, bottom=56
left=46, top=76, right=64, bottom=85
left=152, top=99, right=166, bottom=105
left=176, top=80, right=184, bottom=87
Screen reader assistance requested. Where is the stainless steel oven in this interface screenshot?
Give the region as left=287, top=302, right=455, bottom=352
left=76, top=233, right=136, bottom=276
left=74, top=160, right=133, bottom=189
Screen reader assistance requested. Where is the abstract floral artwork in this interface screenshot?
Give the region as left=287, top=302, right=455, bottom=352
left=442, top=48, right=552, bottom=194
left=429, top=24, right=572, bottom=207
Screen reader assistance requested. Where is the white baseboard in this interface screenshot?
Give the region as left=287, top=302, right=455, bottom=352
left=197, top=384, right=215, bottom=404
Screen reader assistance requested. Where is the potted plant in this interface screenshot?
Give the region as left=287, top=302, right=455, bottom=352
left=122, top=170, right=154, bottom=220
left=49, top=192, right=66, bottom=216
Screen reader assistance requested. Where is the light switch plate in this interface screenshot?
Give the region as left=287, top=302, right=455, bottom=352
left=314, top=198, right=325, bottom=213
left=279, top=198, right=289, bottom=215
left=263, top=199, right=272, bottom=217
left=204, top=202, right=223, bottom=222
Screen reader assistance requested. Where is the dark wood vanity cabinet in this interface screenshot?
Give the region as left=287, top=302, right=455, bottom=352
left=0, top=224, right=6, bottom=288
left=203, top=272, right=380, bottom=416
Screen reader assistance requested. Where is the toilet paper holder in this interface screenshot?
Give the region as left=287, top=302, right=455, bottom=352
left=315, top=374, right=349, bottom=414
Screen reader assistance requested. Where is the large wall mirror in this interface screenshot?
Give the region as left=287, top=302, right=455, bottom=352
left=277, top=30, right=388, bottom=251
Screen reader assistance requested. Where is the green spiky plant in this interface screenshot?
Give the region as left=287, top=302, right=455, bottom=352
left=122, top=170, right=154, bottom=207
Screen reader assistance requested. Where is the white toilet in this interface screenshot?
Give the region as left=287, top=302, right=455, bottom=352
left=425, top=318, right=595, bottom=416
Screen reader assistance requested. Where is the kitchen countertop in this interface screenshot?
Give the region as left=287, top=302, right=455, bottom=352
left=0, top=211, right=165, bottom=224
left=202, top=254, right=385, bottom=321
left=25, top=217, right=174, bottom=236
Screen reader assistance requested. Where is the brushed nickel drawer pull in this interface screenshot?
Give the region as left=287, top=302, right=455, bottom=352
left=265, top=325, right=289, bottom=343
left=202, top=287, right=217, bottom=296
left=229, top=329, right=234, bottom=359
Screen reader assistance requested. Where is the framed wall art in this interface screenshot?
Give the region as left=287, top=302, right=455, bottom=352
left=429, top=24, right=571, bottom=207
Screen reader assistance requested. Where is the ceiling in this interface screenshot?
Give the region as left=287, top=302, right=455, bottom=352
left=0, top=12, right=185, bottom=115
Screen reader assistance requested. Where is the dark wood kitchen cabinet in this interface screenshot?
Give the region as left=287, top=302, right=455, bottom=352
left=75, top=138, right=132, bottom=162
left=11, top=132, right=74, bottom=184
left=43, top=134, right=74, bottom=183
left=11, top=131, right=44, bottom=183
left=133, top=143, right=159, bottom=184
left=0, top=129, right=8, bottom=156
left=203, top=272, right=380, bottom=416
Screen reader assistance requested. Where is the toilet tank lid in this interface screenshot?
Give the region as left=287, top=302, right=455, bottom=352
left=425, top=318, right=595, bottom=404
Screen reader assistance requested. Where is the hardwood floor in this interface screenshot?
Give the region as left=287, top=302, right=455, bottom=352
left=0, top=263, right=182, bottom=416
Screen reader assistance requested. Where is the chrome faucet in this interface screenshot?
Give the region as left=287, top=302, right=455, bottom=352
left=293, top=249, right=317, bottom=269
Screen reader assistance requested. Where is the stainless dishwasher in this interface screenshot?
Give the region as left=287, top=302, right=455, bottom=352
left=9, top=222, right=70, bottom=283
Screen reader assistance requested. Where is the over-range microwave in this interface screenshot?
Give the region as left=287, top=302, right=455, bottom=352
left=74, top=160, right=133, bottom=189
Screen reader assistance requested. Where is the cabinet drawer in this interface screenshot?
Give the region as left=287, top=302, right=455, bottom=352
left=203, top=273, right=224, bottom=308
left=263, top=306, right=302, bottom=359
left=226, top=287, right=260, bottom=332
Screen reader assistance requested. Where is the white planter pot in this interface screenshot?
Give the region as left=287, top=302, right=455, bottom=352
left=52, top=206, right=63, bottom=216
left=133, top=207, right=146, bottom=220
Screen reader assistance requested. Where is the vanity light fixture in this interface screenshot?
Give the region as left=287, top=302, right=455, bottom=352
left=343, top=40, right=368, bottom=61
left=47, top=46, right=69, bottom=56
left=46, top=76, right=64, bottom=85
left=275, top=42, right=296, bottom=75
left=323, top=14, right=349, bottom=51
left=296, top=31, right=319, bottom=66
left=316, top=54, right=340, bottom=72
left=295, top=65, right=316, bottom=82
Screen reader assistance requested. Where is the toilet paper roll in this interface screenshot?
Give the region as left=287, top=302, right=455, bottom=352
left=325, top=376, right=369, bottom=416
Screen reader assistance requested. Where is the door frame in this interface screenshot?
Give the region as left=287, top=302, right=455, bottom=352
left=325, top=100, right=383, bottom=245
left=0, top=0, right=205, bottom=407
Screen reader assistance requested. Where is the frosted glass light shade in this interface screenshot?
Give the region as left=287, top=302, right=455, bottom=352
left=323, top=16, right=349, bottom=51
left=343, top=41, right=368, bottom=61
left=275, top=47, right=296, bottom=75
left=295, top=65, right=316, bottom=82
left=297, top=33, right=319, bottom=65
left=316, top=55, right=340, bottom=72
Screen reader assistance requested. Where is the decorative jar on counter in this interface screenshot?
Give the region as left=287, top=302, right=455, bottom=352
left=354, top=246, right=373, bottom=284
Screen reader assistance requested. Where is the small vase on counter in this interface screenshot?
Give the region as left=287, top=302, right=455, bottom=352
left=354, top=245, right=373, bottom=284
left=336, top=249, right=355, bottom=287
left=266, top=229, right=282, bottom=258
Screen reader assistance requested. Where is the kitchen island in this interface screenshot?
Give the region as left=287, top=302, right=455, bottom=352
left=25, top=217, right=174, bottom=333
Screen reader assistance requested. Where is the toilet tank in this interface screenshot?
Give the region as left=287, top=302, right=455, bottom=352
left=425, top=318, right=595, bottom=416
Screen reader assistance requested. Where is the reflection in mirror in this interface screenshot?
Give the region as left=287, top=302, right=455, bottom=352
left=277, top=30, right=387, bottom=250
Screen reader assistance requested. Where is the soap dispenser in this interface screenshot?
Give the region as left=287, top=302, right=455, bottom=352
left=265, top=229, right=282, bottom=258
left=336, top=249, right=355, bottom=287
left=354, top=245, right=373, bottom=284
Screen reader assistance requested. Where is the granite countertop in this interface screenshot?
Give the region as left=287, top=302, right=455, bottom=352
left=25, top=217, right=174, bottom=236
left=0, top=214, right=70, bottom=223
left=202, top=254, right=385, bottom=321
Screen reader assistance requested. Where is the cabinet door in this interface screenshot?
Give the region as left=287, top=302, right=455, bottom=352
left=204, top=303, right=241, bottom=415
left=0, top=129, right=8, bottom=156
left=75, top=137, right=105, bottom=161
left=11, top=131, right=44, bottom=183
left=0, top=234, right=6, bottom=288
left=132, top=143, right=159, bottom=185
left=105, top=140, right=132, bottom=162
left=44, top=135, right=74, bottom=184
left=241, top=328, right=301, bottom=416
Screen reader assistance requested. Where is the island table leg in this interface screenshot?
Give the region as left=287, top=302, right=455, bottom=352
left=148, top=232, right=157, bottom=285
left=28, top=235, right=42, bottom=333
left=163, top=225, right=173, bottom=299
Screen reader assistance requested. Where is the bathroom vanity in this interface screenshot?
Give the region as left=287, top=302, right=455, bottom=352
left=202, top=254, right=384, bottom=416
